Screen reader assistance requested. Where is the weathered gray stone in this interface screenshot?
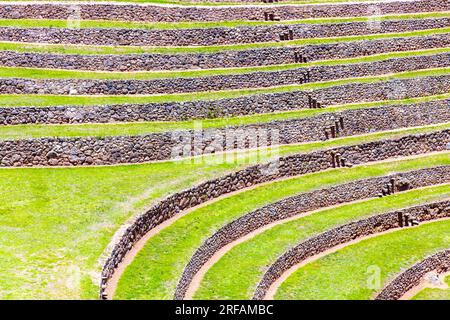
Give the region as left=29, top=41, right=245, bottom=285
left=376, top=250, right=450, bottom=300
left=1, top=34, right=448, bottom=71
left=0, top=53, right=447, bottom=96
left=1, top=18, right=448, bottom=46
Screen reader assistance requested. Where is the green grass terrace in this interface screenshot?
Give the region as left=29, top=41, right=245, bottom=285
left=412, top=275, right=450, bottom=300
left=0, top=0, right=426, bottom=6
left=113, top=154, right=450, bottom=299
left=0, top=67, right=449, bottom=108
left=1, top=126, right=448, bottom=299
left=0, top=96, right=449, bottom=140
left=0, top=47, right=448, bottom=80
left=1, top=12, right=448, bottom=30
left=0, top=28, right=448, bottom=55
left=275, top=218, right=450, bottom=299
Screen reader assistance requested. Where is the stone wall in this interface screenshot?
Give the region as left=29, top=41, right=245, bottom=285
left=1, top=53, right=448, bottom=95
left=1, top=18, right=448, bottom=46
left=375, top=249, right=450, bottom=300
left=2, top=75, right=448, bottom=124
left=1, top=102, right=449, bottom=167
left=99, top=131, right=450, bottom=298
left=1, top=34, right=447, bottom=71
left=174, top=166, right=450, bottom=299
left=0, top=1, right=447, bottom=22
left=253, top=200, right=450, bottom=299
left=311, top=75, right=450, bottom=106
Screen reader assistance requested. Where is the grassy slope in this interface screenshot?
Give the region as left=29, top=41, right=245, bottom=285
left=275, top=219, right=450, bottom=300
left=1, top=47, right=449, bottom=80
left=1, top=28, right=448, bottom=55
left=1, top=127, right=444, bottom=299
left=0, top=67, right=449, bottom=107
left=114, top=154, right=450, bottom=299
left=1, top=13, right=448, bottom=30
left=412, top=275, right=450, bottom=300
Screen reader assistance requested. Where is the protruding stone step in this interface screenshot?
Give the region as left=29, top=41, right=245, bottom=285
left=264, top=12, right=280, bottom=21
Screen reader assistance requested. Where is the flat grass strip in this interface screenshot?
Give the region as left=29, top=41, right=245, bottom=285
left=0, top=27, right=449, bottom=55
left=275, top=218, right=450, bottom=300
left=2, top=13, right=448, bottom=30
left=0, top=67, right=449, bottom=107
left=1, top=95, right=449, bottom=140
left=2, top=47, right=449, bottom=80
left=412, top=275, right=450, bottom=300
left=114, top=155, right=450, bottom=299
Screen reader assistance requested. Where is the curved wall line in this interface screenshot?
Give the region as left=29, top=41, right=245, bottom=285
left=253, top=200, right=450, bottom=299
left=174, top=166, right=450, bottom=299
left=1, top=75, right=448, bottom=124
left=0, top=54, right=448, bottom=95
left=99, top=131, right=450, bottom=299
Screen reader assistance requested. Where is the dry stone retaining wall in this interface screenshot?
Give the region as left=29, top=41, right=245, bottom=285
left=100, top=131, right=450, bottom=298
left=1, top=53, right=448, bottom=95
left=0, top=1, right=447, bottom=22
left=174, top=166, right=450, bottom=299
left=1, top=34, right=448, bottom=71
left=1, top=102, right=449, bottom=167
left=375, top=249, right=450, bottom=300
left=253, top=200, right=450, bottom=299
left=2, top=75, right=448, bottom=124
left=1, top=19, right=448, bottom=46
